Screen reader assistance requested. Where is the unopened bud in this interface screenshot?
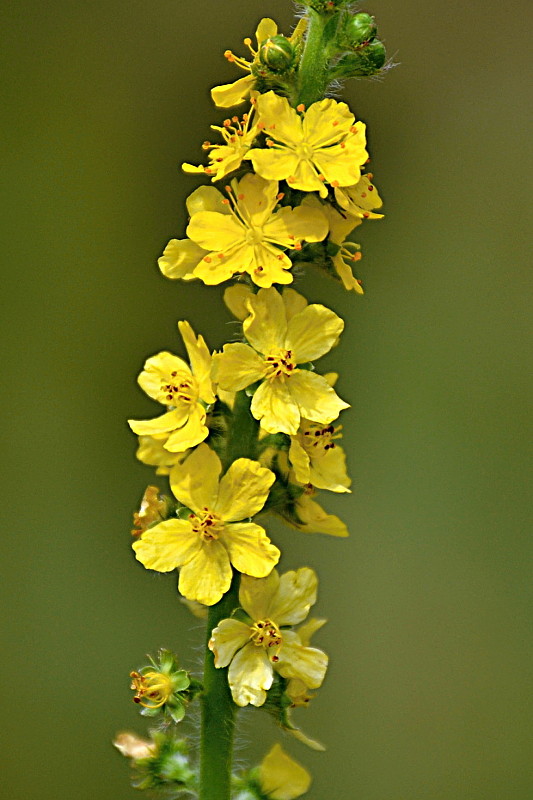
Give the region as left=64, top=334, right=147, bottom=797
left=345, top=12, right=377, bottom=46
left=259, top=35, right=296, bottom=72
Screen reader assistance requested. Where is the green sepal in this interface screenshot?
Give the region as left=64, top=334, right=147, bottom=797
left=339, top=12, right=377, bottom=49
left=331, top=40, right=387, bottom=79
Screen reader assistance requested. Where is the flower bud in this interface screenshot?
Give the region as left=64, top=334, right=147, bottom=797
left=259, top=36, right=296, bottom=72
left=335, top=40, right=386, bottom=77
left=345, top=12, right=377, bottom=46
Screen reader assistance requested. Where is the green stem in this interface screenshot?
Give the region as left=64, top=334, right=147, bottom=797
left=199, top=392, right=257, bottom=799
left=199, top=574, right=240, bottom=800
left=223, top=389, right=259, bottom=469
left=297, top=10, right=334, bottom=106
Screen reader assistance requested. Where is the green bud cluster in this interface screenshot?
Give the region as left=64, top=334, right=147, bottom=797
left=131, top=732, right=196, bottom=794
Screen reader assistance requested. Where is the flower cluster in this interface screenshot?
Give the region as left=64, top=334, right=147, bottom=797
left=116, top=4, right=390, bottom=799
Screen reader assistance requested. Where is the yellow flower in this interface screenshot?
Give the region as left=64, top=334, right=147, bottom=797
left=132, top=486, right=168, bottom=536
left=289, top=418, right=351, bottom=493
left=258, top=744, right=311, bottom=800
left=186, top=174, right=328, bottom=288
left=208, top=568, right=328, bottom=707
left=284, top=617, right=327, bottom=707
left=211, top=19, right=278, bottom=108
left=158, top=186, right=231, bottom=282
left=129, top=670, right=173, bottom=710
left=284, top=488, right=349, bottom=537
left=182, top=108, right=259, bottom=182
left=248, top=91, right=368, bottom=198
left=128, top=321, right=215, bottom=453
left=334, top=173, right=383, bottom=221
left=215, top=287, right=348, bottom=435
left=133, top=444, right=279, bottom=606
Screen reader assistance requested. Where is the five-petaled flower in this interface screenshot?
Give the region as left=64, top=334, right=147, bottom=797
left=214, top=287, right=349, bottom=435
left=209, top=567, right=328, bottom=707
left=248, top=91, right=368, bottom=198
left=128, top=321, right=215, bottom=453
left=132, top=444, right=280, bottom=605
left=182, top=107, right=259, bottom=182
left=186, top=173, right=328, bottom=288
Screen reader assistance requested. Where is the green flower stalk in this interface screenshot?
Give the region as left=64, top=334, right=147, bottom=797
left=115, top=3, right=393, bottom=799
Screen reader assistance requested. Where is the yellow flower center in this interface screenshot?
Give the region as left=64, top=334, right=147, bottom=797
left=295, top=142, right=315, bottom=160
left=245, top=226, right=264, bottom=245
left=190, top=508, right=224, bottom=541
left=250, top=618, right=283, bottom=662
left=264, top=349, right=296, bottom=379
left=130, top=670, right=173, bottom=709
left=301, top=422, right=343, bottom=457
left=161, top=371, right=198, bottom=406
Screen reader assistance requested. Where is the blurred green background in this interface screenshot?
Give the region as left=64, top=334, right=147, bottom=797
left=2, top=1, right=532, bottom=798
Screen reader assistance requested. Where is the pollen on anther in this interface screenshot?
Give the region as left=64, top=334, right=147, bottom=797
left=238, top=193, right=245, bottom=200
left=332, top=180, right=340, bottom=188
left=204, top=256, right=212, bottom=263
left=218, top=253, right=225, bottom=259
left=296, top=103, right=305, bottom=112
left=222, top=199, right=230, bottom=205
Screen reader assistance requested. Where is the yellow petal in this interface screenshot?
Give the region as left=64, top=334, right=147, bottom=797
left=295, top=617, right=327, bottom=647
left=187, top=210, right=245, bottom=252
left=178, top=540, right=232, bottom=605
left=334, top=173, right=384, bottom=218
left=113, top=732, right=155, bottom=760
left=169, top=443, right=221, bottom=512
left=163, top=404, right=208, bottom=451
left=223, top=522, right=280, bottom=577
left=178, top=321, right=216, bottom=404
left=288, top=437, right=310, bottom=485
left=267, top=567, right=318, bottom=626
left=243, top=287, right=287, bottom=355
left=247, top=244, right=294, bottom=288
left=223, top=284, right=254, bottom=320
left=331, top=252, right=364, bottom=294
left=208, top=618, right=251, bottom=667
left=282, top=288, right=308, bottom=321
left=251, top=377, right=300, bottom=435
left=211, top=74, right=255, bottom=108
left=264, top=205, right=328, bottom=246
left=249, top=148, right=300, bottom=183
left=239, top=570, right=280, bottom=621
left=259, top=744, right=311, bottom=800
left=288, top=370, right=349, bottom=424
left=128, top=408, right=188, bottom=437
left=276, top=630, right=328, bottom=689
left=255, top=92, right=303, bottom=147
left=255, top=18, right=278, bottom=45
left=215, top=343, right=265, bottom=391
left=186, top=185, right=231, bottom=216
left=291, top=493, right=349, bottom=537
left=228, top=641, right=273, bottom=706
left=303, top=98, right=355, bottom=148
left=236, top=173, right=279, bottom=227
left=215, top=459, right=275, bottom=521
left=158, top=239, right=203, bottom=280
left=285, top=304, right=344, bottom=363
left=132, top=519, right=202, bottom=571
left=309, top=444, right=351, bottom=493
left=135, top=435, right=185, bottom=473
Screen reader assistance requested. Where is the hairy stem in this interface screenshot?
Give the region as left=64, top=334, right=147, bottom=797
left=297, top=9, right=333, bottom=106
left=199, top=574, right=240, bottom=800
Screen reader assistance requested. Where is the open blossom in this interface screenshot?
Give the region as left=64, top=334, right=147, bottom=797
left=128, top=321, right=215, bottom=453
left=182, top=108, right=259, bottom=182
left=334, top=173, right=383, bottom=221
left=133, top=444, right=279, bottom=605
left=209, top=568, right=328, bottom=707
left=289, top=417, right=351, bottom=493
left=248, top=91, right=368, bottom=198
left=258, top=744, right=312, bottom=800
left=215, top=287, right=349, bottom=435
left=186, top=173, right=328, bottom=288
left=210, top=18, right=278, bottom=108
